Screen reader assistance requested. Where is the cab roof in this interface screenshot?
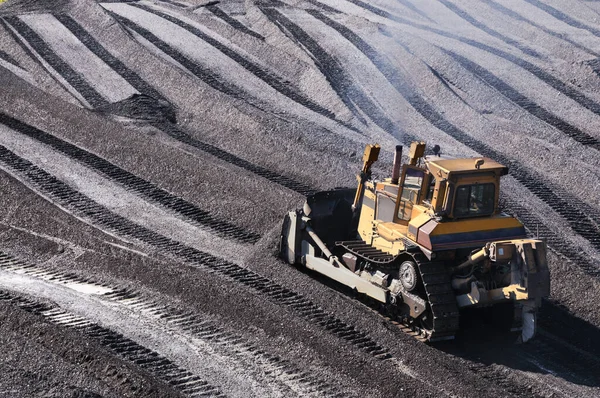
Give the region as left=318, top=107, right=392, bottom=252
left=424, top=156, right=508, bottom=175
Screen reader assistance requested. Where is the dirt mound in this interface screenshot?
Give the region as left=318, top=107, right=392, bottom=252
left=97, top=93, right=177, bottom=124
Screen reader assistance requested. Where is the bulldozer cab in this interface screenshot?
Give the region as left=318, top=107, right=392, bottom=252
left=356, top=143, right=511, bottom=248
left=388, top=140, right=508, bottom=225
left=424, top=157, right=507, bottom=220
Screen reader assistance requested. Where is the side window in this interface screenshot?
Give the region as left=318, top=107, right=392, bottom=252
left=376, top=193, right=396, bottom=221
left=425, top=176, right=436, bottom=203
left=397, top=168, right=425, bottom=221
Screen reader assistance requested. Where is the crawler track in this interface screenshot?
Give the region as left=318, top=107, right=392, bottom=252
left=413, top=254, right=460, bottom=342
left=0, top=113, right=260, bottom=244
left=0, top=289, right=225, bottom=397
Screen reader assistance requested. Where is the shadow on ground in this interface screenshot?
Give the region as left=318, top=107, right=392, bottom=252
left=435, top=300, right=600, bottom=389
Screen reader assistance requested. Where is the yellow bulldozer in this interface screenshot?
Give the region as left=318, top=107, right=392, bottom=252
left=281, top=142, right=550, bottom=342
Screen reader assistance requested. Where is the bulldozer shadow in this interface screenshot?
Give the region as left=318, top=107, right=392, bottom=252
left=435, top=300, right=600, bottom=389
left=290, top=260, right=599, bottom=389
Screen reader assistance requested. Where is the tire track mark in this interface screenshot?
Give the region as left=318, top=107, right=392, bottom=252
left=260, top=6, right=363, bottom=122
left=445, top=49, right=600, bottom=149
left=0, top=127, right=555, bottom=397
left=523, top=0, right=600, bottom=38
left=325, top=0, right=600, bottom=120
left=0, top=143, right=403, bottom=367
left=46, top=14, right=318, bottom=196
left=205, top=5, right=265, bottom=40
left=338, top=0, right=412, bottom=24
left=482, top=0, right=600, bottom=57
left=157, top=0, right=189, bottom=8
left=106, top=7, right=317, bottom=120
left=341, top=0, right=432, bottom=22
left=157, top=123, right=318, bottom=196
left=54, top=13, right=166, bottom=102
left=0, top=18, right=42, bottom=69
left=131, top=3, right=340, bottom=122
left=260, top=6, right=407, bottom=138
left=437, top=0, right=540, bottom=57
left=4, top=13, right=320, bottom=197
left=0, top=290, right=226, bottom=398
left=336, top=0, right=429, bottom=23
left=2, top=16, right=108, bottom=108
left=105, top=2, right=361, bottom=134
left=0, top=113, right=260, bottom=244
left=107, top=10, right=248, bottom=99
left=0, top=18, right=86, bottom=104
left=394, top=0, right=433, bottom=22
left=0, top=253, right=348, bottom=397
left=0, top=49, right=21, bottom=68
left=417, top=21, right=600, bottom=119
left=19, top=13, right=140, bottom=104
left=303, top=0, right=343, bottom=14
left=308, top=10, right=600, bottom=271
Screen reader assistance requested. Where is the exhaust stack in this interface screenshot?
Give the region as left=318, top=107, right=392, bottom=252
left=391, top=145, right=403, bottom=185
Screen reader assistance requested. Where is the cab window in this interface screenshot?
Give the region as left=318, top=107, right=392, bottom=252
left=454, top=183, right=495, bottom=217
left=425, top=176, right=436, bottom=203
left=397, top=168, right=425, bottom=221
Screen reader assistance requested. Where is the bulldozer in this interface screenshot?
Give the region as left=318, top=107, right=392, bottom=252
left=280, top=142, right=550, bottom=342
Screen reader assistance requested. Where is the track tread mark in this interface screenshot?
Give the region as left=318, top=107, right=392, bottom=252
left=206, top=5, right=265, bottom=40
left=260, top=6, right=413, bottom=139
left=0, top=252, right=349, bottom=397
left=136, top=2, right=319, bottom=111
left=0, top=150, right=391, bottom=392
left=2, top=16, right=107, bottom=108
left=446, top=49, right=600, bottom=150
left=0, top=113, right=259, bottom=243
left=482, top=0, right=600, bottom=57
left=0, top=290, right=225, bottom=397
left=53, top=13, right=166, bottom=102
left=438, top=0, right=540, bottom=57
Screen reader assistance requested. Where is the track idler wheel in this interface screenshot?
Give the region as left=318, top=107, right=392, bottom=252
left=399, top=261, right=419, bottom=292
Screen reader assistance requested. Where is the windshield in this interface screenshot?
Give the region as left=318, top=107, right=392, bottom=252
left=454, top=183, right=495, bottom=217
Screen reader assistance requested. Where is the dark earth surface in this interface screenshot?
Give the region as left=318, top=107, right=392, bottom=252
left=0, top=0, right=599, bottom=396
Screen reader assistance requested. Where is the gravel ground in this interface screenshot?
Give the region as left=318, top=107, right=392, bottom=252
left=0, top=0, right=599, bottom=396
